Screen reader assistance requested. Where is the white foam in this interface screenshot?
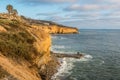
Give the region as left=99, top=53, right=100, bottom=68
left=51, top=58, right=74, bottom=80
left=51, top=36, right=67, bottom=40
left=59, top=37, right=67, bottom=40
left=52, top=45, right=66, bottom=49
left=50, top=48, right=67, bottom=53
left=102, top=61, right=105, bottom=64
left=51, top=54, right=93, bottom=80
left=99, top=60, right=105, bottom=65
left=84, top=54, right=93, bottom=59
left=51, top=45, right=72, bottom=54
left=51, top=36, right=58, bottom=39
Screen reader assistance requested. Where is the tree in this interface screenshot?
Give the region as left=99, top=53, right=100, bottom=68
left=6, top=4, right=13, bottom=14
left=12, top=9, right=18, bottom=16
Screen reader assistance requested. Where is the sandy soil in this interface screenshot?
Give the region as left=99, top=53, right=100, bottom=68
left=0, top=54, right=41, bottom=80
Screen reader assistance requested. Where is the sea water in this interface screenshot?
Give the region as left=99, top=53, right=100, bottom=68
left=51, top=29, right=120, bottom=80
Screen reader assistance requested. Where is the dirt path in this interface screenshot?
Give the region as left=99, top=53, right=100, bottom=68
left=0, top=54, right=41, bottom=80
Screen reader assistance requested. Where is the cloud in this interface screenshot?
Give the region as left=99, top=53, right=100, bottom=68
left=64, top=4, right=101, bottom=11
left=19, top=0, right=120, bottom=29
left=60, top=17, right=120, bottom=29
left=109, top=0, right=120, bottom=3
left=63, top=0, right=120, bottom=12
left=76, top=0, right=120, bottom=4
left=36, top=12, right=60, bottom=16
left=43, top=12, right=101, bottom=23
left=108, top=11, right=120, bottom=18
left=43, top=10, right=120, bottom=24
left=46, top=15, right=72, bottom=21
left=18, top=0, right=77, bottom=5
left=70, top=12, right=101, bottom=19
left=64, top=3, right=120, bottom=12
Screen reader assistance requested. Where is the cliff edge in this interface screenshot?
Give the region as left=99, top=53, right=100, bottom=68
left=0, top=14, right=78, bottom=80
left=21, top=16, right=79, bottom=34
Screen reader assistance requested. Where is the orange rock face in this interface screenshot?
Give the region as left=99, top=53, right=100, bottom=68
left=27, top=27, right=52, bottom=67
left=32, top=25, right=79, bottom=34
left=0, top=26, right=7, bottom=32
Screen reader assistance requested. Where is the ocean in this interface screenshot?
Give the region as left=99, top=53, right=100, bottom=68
left=51, top=29, right=120, bottom=80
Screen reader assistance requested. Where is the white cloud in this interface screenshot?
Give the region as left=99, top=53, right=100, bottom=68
left=109, top=0, right=120, bottom=3
left=19, top=0, right=77, bottom=4
left=47, top=15, right=70, bottom=21
left=64, top=3, right=120, bottom=12
left=108, top=11, right=120, bottom=17
left=36, top=12, right=60, bottom=16
left=60, top=18, right=120, bottom=29
left=44, top=0, right=77, bottom=3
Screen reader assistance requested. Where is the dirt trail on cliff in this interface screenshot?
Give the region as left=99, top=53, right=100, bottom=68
left=0, top=54, right=41, bottom=80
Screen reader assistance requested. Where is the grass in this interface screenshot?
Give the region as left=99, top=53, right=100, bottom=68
left=0, top=18, right=47, bottom=63
left=0, top=30, right=38, bottom=62
left=0, top=18, right=41, bottom=79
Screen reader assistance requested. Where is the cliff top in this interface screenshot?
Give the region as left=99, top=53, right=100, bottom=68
left=0, top=13, right=78, bottom=30
left=21, top=15, right=77, bottom=29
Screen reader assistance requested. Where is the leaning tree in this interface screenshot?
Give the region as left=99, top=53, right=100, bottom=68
left=6, top=4, right=13, bottom=14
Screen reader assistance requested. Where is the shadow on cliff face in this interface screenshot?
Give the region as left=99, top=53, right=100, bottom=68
left=0, top=66, right=17, bottom=80
left=39, top=54, right=59, bottom=80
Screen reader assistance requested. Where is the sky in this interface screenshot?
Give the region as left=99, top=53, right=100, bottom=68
left=0, top=0, right=120, bottom=29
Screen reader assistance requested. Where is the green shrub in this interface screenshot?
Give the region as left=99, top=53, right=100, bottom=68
left=0, top=32, right=38, bottom=62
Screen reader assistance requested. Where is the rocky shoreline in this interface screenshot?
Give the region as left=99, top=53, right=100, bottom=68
left=51, top=52, right=84, bottom=59
left=48, top=52, right=84, bottom=80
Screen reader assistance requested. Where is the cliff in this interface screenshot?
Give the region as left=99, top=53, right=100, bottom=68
left=0, top=18, right=59, bottom=80
left=0, top=14, right=78, bottom=80
left=21, top=16, right=79, bottom=34
left=0, top=14, right=79, bottom=34
left=31, top=24, right=78, bottom=34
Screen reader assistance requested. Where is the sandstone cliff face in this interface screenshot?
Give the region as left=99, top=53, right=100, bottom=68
left=0, top=53, right=41, bottom=80
left=0, top=14, right=78, bottom=80
left=0, top=25, right=7, bottom=32
left=32, top=25, right=79, bottom=34
left=24, top=24, right=58, bottom=80
left=22, top=17, right=79, bottom=34
left=27, top=27, right=51, bottom=67
left=0, top=19, right=53, bottom=80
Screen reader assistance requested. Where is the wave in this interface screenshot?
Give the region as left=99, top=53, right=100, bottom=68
left=51, top=36, right=58, bottom=39
left=52, top=36, right=68, bottom=40
left=52, top=45, right=66, bottom=49
left=51, top=54, right=93, bottom=80
left=59, top=37, right=68, bottom=40
left=51, top=58, right=74, bottom=80
left=99, top=60, right=105, bottom=65
left=51, top=45, right=72, bottom=53
left=83, top=54, right=93, bottom=59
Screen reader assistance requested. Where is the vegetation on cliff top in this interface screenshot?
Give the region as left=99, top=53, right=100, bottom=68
left=22, top=16, right=78, bottom=29
left=0, top=19, right=39, bottom=62
left=0, top=8, right=42, bottom=79
left=6, top=4, right=18, bottom=16
left=0, top=4, right=41, bottom=63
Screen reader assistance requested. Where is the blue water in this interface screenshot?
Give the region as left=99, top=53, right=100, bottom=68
left=51, top=29, right=120, bottom=80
